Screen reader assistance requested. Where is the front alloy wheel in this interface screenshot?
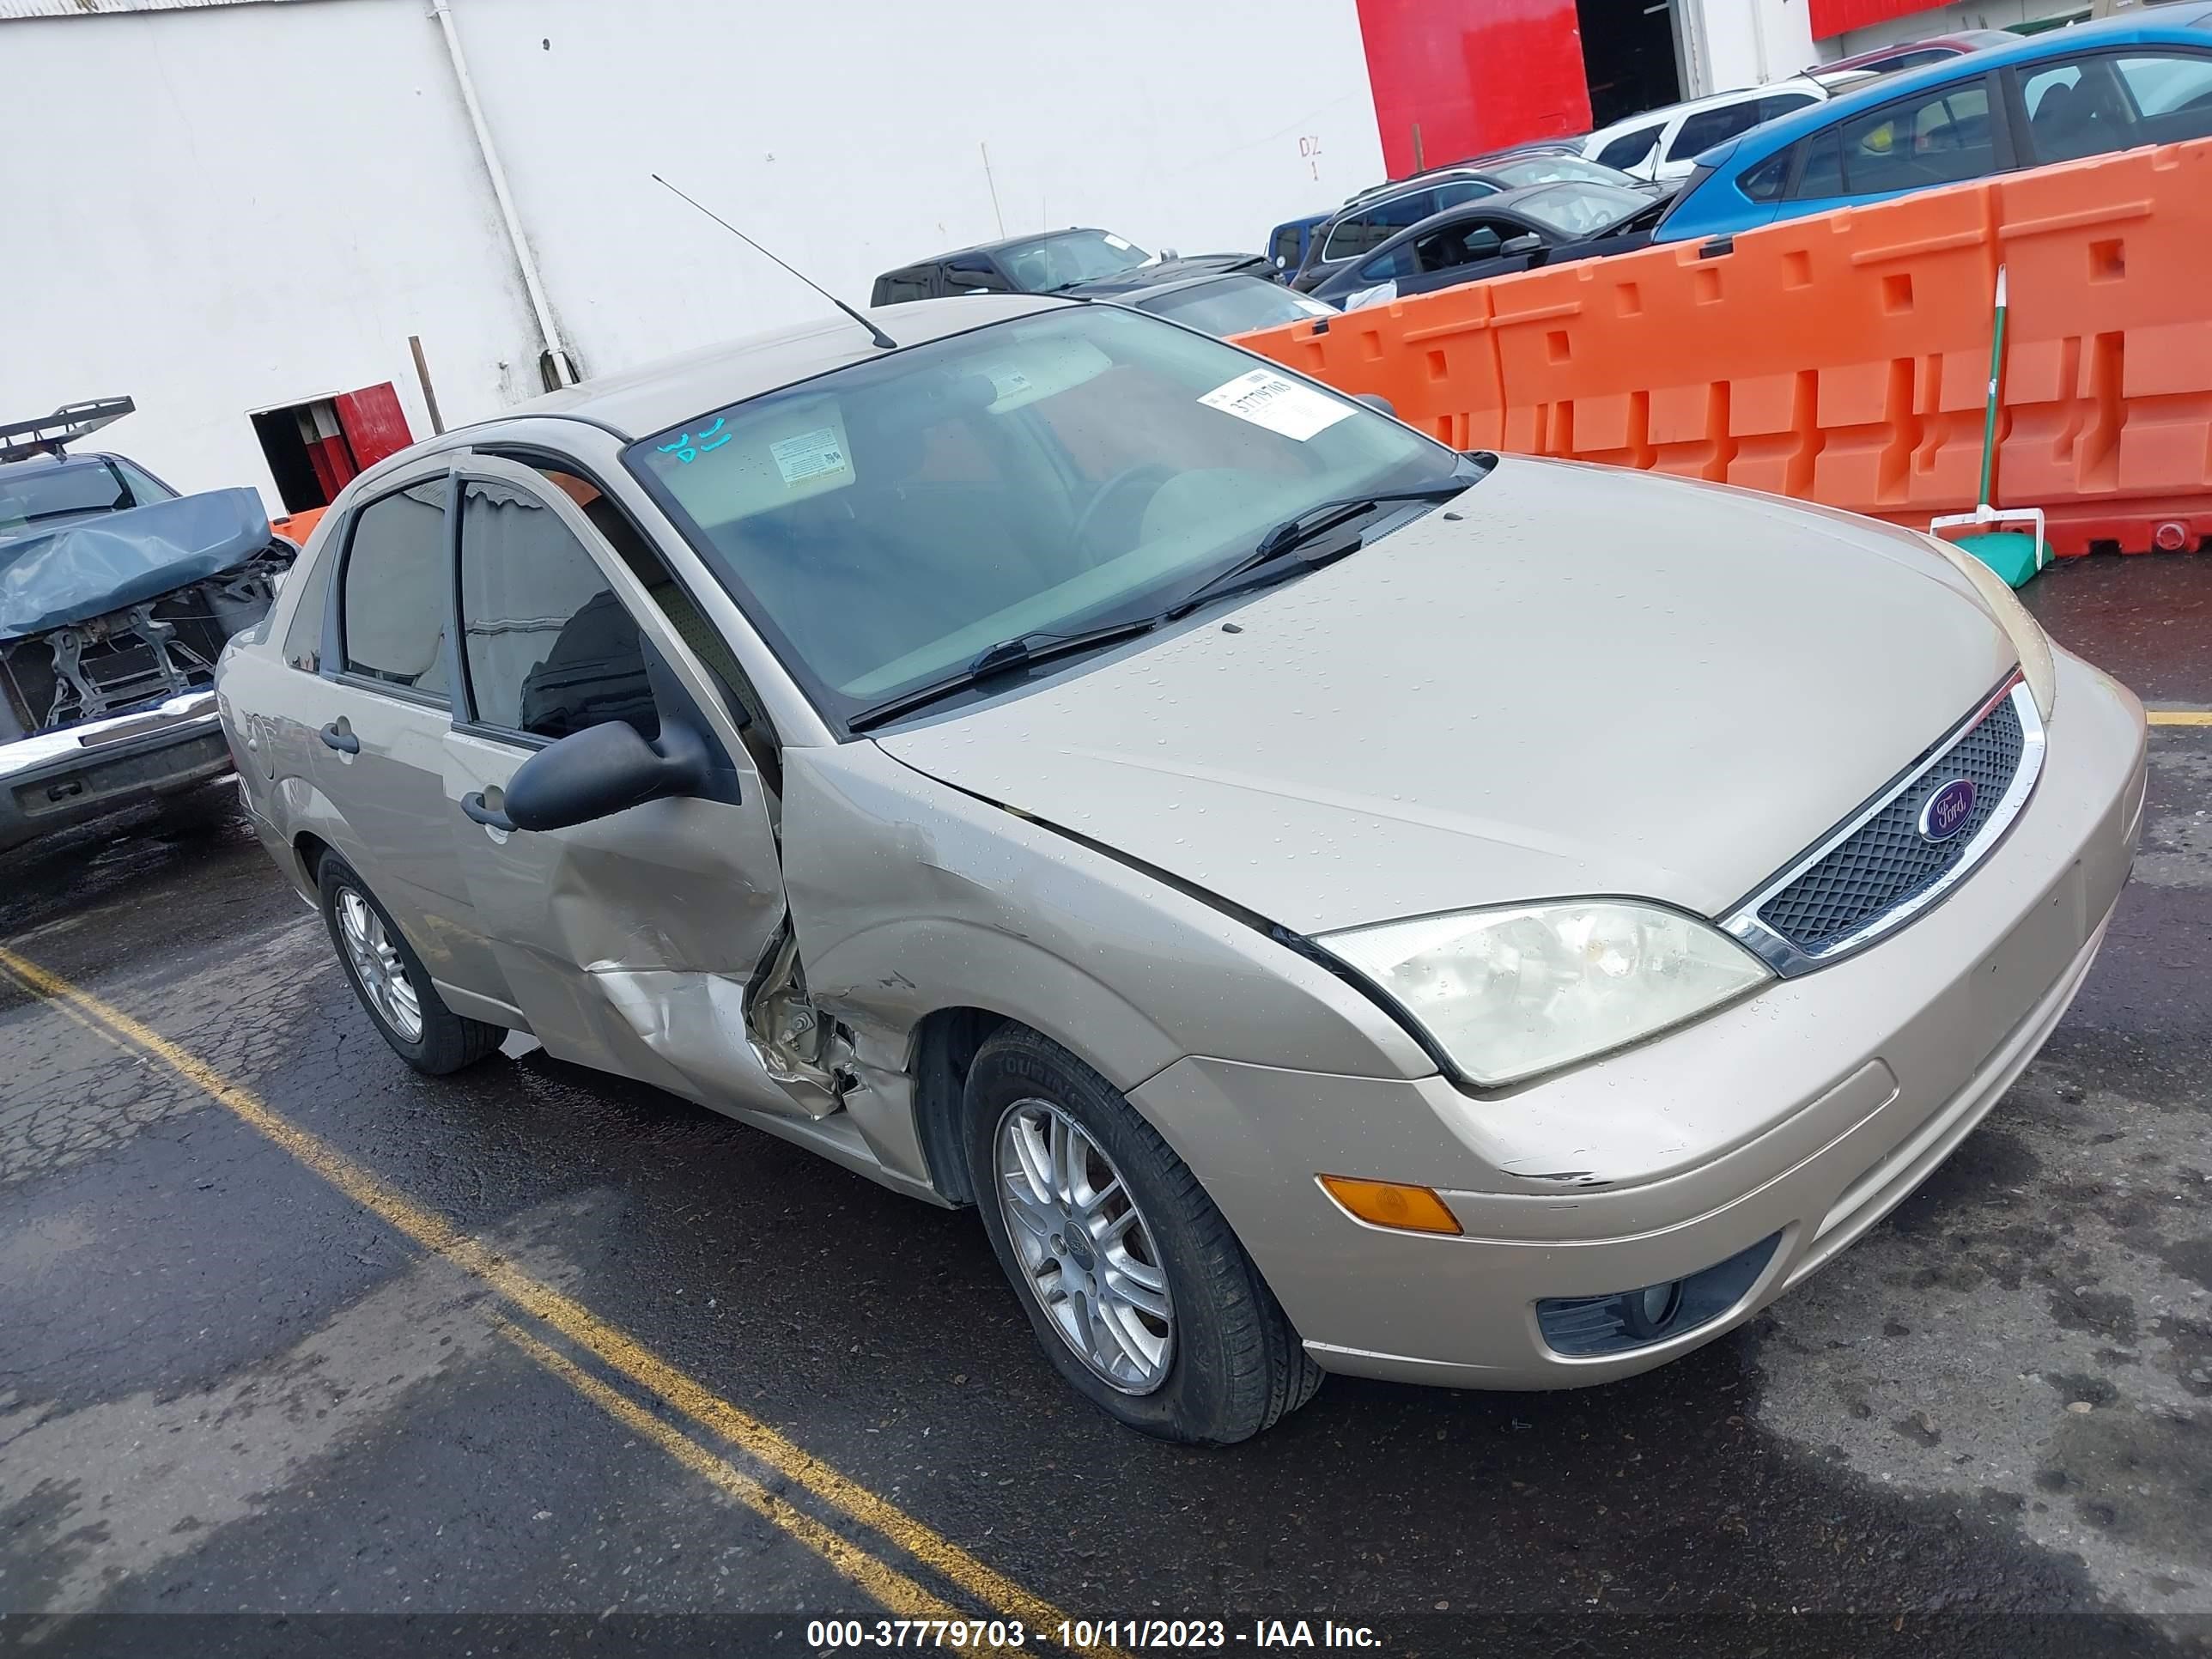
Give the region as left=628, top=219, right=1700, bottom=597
left=963, top=1026, right=1321, bottom=1443
left=995, top=1098, right=1174, bottom=1394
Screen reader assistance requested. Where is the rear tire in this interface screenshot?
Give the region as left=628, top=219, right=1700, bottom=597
left=316, top=853, right=502, bottom=1076
left=964, top=1026, right=1321, bottom=1445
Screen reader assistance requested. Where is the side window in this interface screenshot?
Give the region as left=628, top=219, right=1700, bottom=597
left=1431, top=179, right=1498, bottom=209
left=875, top=270, right=933, bottom=304
left=1758, top=92, right=1819, bottom=122
left=1268, top=224, right=1303, bottom=269
left=1830, top=79, right=1996, bottom=193
left=339, top=481, right=452, bottom=696
left=2019, top=56, right=2136, bottom=162
left=1795, top=129, right=1844, bottom=196
left=1595, top=125, right=1662, bottom=171
left=2116, top=51, right=2212, bottom=145
left=1413, top=219, right=1508, bottom=272
left=1669, top=100, right=1766, bottom=161
left=1357, top=242, right=1418, bottom=283
left=1324, top=191, right=1437, bottom=260
left=108, top=457, right=176, bottom=506
left=944, top=256, right=1013, bottom=295
left=458, top=480, right=656, bottom=743
left=282, top=541, right=336, bottom=672
left=1740, top=147, right=1795, bottom=203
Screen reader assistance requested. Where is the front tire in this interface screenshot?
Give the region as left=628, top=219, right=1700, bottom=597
left=964, top=1027, right=1320, bottom=1444
left=316, top=854, right=502, bottom=1076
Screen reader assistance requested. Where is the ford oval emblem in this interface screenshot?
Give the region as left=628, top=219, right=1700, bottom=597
left=1917, top=777, right=1977, bottom=843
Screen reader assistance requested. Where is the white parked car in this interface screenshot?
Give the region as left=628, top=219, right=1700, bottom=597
left=1579, top=80, right=1831, bottom=183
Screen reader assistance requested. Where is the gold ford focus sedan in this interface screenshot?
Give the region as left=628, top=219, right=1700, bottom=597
left=216, top=295, right=2147, bottom=1443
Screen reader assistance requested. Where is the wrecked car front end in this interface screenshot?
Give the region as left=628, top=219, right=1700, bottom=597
left=0, top=487, right=291, bottom=851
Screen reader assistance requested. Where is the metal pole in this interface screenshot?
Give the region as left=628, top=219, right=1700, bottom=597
left=981, top=141, right=1006, bottom=240
left=409, top=335, right=446, bottom=435
left=1412, top=122, right=1425, bottom=172
left=428, top=0, right=574, bottom=387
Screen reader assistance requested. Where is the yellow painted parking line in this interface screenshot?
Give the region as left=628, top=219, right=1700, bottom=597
left=2148, top=710, right=2212, bottom=726
left=491, top=1321, right=1013, bottom=1647
left=0, top=944, right=1121, bottom=1659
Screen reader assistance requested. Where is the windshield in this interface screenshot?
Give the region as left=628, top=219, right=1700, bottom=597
left=997, top=230, right=1153, bottom=293
left=629, top=305, right=1461, bottom=729
left=1513, top=181, right=1651, bottom=237
left=1132, top=277, right=1335, bottom=337
left=0, top=458, right=172, bottom=539
left=1486, top=154, right=1632, bottom=189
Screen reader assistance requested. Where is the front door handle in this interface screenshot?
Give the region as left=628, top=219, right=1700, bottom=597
left=461, top=791, right=517, bottom=832
left=319, top=722, right=360, bottom=754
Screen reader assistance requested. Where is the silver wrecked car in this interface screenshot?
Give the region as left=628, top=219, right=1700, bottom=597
left=217, top=295, right=2146, bottom=1443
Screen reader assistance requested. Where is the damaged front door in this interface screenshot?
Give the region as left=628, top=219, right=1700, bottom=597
left=437, top=458, right=824, bottom=1118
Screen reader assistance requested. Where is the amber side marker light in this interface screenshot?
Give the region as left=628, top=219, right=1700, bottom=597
left=1317, top=1175, right=1464, bottom=1236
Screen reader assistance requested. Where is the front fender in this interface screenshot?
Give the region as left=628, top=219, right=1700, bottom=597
left=781, top=742, right=1435, bottom=1096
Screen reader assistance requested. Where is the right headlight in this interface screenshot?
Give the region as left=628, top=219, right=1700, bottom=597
left=1316, top=900, right=1771, bottom=1087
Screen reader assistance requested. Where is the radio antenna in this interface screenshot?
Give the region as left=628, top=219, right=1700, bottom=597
left=653, top=173, right=897, bottom=350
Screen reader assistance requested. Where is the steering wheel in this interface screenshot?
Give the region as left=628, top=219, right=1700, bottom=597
left=1073, top=464, right=1174, bottom=556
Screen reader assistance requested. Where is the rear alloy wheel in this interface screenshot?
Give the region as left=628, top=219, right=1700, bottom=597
left=965, top=1026, right=1320, bottom=1443
left=316, top=853, right=502, bottom=1076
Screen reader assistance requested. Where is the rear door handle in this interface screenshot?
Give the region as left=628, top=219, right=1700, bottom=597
left=461, top=791, right=517, bottom=832
left=319, top=722, right=359, bottom=754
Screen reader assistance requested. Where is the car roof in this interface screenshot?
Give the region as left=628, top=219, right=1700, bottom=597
left=1712, top=3, right=2212, bottom=169
left=1586, top=77, right=1825, bottom=144
left=1816, top=27, right=2017, bottom=73
left=492, top=295, right=1069, bottom=442
left=0, top=449, right=124, bottom=482
left=888, top=227, right=1121, bottom=268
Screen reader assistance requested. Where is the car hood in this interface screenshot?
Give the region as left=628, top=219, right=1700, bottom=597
left=877, top=458, right=2017, bottom=936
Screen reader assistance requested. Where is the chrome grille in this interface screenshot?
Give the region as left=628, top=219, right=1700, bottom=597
left=1724, top=678, right=2045, bottom=975
left=1759, top=696, right=2025, bottom=952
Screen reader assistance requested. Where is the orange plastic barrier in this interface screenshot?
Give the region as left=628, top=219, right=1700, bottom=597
left=270, top=505, right=328, bottom=549
left=1236, top=138, right=2212, bottom=556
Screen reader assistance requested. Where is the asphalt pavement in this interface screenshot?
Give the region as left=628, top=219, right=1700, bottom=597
left=2, top=553, right=2208, bottom=1659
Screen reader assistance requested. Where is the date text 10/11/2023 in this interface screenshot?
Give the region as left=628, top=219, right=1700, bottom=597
left=804, top=1619, right=1385, bottom=1649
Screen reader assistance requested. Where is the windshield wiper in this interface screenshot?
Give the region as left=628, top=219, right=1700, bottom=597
left=1163, top=478, right=1475, bottom=621
left=846, top=617, right=1160, bottom=733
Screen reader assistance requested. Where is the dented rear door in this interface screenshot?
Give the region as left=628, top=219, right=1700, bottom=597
left=438, top=459, right=807, bottom=1117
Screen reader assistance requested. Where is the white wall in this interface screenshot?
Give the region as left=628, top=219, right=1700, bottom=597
left=1687, top=0, right=1823, bottom=91
left=2, top=0, right=1385, bottom=513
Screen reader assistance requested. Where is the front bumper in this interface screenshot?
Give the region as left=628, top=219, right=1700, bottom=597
left=0, top=691, right=232, bottom=853
left=1131, top=647, right=2147, bottom=1389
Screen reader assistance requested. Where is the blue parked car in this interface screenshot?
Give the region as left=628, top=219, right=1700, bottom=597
left=1655, top=4, right=2212, bottom=246
left=1263, top=213, right=1329, bottom=283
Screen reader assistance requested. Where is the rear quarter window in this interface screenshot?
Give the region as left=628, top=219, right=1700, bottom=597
left=282, top=541, right=336, bottom=672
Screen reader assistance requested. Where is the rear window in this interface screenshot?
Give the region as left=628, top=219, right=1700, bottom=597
left=339, top=480, right=452, bottom=696
left=1668, top=100, right=1767, bottom=161
left=1595, top=125, right=1662, bottom=172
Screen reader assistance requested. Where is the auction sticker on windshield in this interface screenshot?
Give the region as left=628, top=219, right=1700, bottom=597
left=1199, top=369, right=1352, bottom=441
left=771, top=428, right=852, bottom=487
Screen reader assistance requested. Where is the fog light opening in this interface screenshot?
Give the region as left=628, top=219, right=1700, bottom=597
left=1626, top=1279, right=1684, bottom=1340
left=1535, top=1231, right=1784, bottom=1358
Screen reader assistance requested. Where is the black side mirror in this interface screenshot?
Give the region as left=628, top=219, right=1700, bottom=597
left=1501, top=233, right=1545, bottom=257
left=501, top=718, right=712, bottom=832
